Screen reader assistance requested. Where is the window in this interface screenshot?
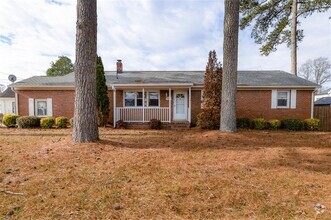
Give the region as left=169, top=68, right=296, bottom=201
left=124, top=91, right=159, bottom=107
left=148, top=92, right=159, bottom=107
left=124, top=92, right=135, bottom=107
left=137, top=92, right=143, bottom=107
left=11, top=102, right=16, bottom=114
left=277, top=91, right=289, bottom=108
left=35, top=99, right=47, bottom=116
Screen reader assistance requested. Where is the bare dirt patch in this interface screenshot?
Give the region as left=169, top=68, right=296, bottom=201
left=0, top=128, right=330, bottom=219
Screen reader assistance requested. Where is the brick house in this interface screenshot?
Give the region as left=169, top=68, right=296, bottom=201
left=10, top=61, right=318, bottom=128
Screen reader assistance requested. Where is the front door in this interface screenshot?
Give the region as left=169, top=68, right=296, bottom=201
left=173, top=91, right=187, bottom=120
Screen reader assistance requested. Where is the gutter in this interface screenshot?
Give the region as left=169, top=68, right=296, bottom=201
left=10, top=87, right=18, bottom=115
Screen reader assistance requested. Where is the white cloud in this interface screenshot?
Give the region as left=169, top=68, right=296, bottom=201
left=0, top=0, right=330, bottom=88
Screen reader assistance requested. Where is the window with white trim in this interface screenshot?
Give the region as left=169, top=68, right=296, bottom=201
left=148, top=92, right=159, bottom=107
left=124, top=92, right=135, bottom=107
left=35, top=99, right=47, bottom=116
left=124, top=91, right=160, bottom=107
left=277, top=91, right=289, bottom=108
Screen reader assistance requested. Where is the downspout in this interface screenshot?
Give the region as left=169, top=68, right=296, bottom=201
left=311, top=89, right=317, bottom=119
left=11, top=87, right=18, bottom=115
left=112, top=85, right=116, bottom=128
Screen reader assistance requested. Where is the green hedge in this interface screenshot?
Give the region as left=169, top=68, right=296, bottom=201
left=56, top=117, right=68, bottom=128
left=236, top=117, right=251, bottom=129
left=267, top=119, right=281, bottom=130
left=251, top=118, right=266, bottom=130
left=2, top=114, right=20, bottom=127
left=281, top=118, right=303, bottom=131
left=303, top=118, right=320, bottom=131
left=40, top=117, right=55, bottom=129
left=17, top=116, right=40, bottom=128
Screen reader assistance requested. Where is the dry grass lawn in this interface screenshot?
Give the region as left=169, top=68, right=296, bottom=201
left=0, top=127, right=330, bottom=219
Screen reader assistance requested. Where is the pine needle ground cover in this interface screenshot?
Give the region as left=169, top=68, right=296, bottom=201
left=0, top=128, right=330, bottom=219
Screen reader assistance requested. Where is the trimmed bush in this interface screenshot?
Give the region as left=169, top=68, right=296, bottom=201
left=303, top=118, right=320, bottom=131
left=17, top=116, right=40, bottom=128
left=197, top=110, right=220, bottom=130
left=70, top=117, right=74, bottom=127
left=56, top=117, right=68, bottom=128
left=2, top=114, right=20, bottom=127
left=281, top=118, right=303, bottom=131
left=251, top=118, right=266, bottom=130
left=236, top=117, right=251, bottom=129
left=40, top=117, right=55, bottom=129
left=267, top=119, right=281, bottom=130
left=150, top=119, right=162, bottom=129
left=116, top=120, right=127, bottom=129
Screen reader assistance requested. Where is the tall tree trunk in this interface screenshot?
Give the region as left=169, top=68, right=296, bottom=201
left=73, top=0, right=99, bottom=142
left=291, top=0, right=297, bottom=75
left=220, top=0, right=239, bottom=132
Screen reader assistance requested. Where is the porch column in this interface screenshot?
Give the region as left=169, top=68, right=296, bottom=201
left=113, top=87, right=116, bottom=128
left=168, top=88, right=171, bottom=122
left=142, top=88, right=145, bottom=122
left=188, top=87, right=191, bottom=123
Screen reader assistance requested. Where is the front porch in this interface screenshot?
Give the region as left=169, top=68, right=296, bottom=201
left=112, top=85, right=194, bottom=128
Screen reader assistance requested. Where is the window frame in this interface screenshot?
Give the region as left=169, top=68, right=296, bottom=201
left=35, top=99, right=48, bottom=117
left=11, top=102, right=16, bottom=114
left=276, top=90, right=290, bottom=108
left=123, top=90, right=160, bottom=107
left=147, top=91, right=160, bottom=107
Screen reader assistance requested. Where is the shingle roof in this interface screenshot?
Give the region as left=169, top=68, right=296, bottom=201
left=315, top=97, right=331, bottom=105
left=10, top=70, right=318, bottom=88
left=0, top=88, right=15, bottom=98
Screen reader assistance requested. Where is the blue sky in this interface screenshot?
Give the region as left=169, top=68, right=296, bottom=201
left=0, top=0, right=330, bottom=87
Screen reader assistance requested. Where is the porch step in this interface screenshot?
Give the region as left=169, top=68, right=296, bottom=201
left=169, top=122, right=191, bottom=130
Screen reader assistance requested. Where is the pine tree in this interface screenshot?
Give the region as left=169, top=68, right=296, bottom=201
left=197, top=50, right=222, bottom=129
left=240, top=0, right=331, bottom=75
left=221, top=0, right=239, bottom=132
left=73, top=0, right=99, bottom=142
left=46, top=56, right=74, bottom=76
left=96, top=56, right=110, bottom=127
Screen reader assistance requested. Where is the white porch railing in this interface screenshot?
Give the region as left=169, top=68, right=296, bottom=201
left=116, top=107, right=170, bottom=122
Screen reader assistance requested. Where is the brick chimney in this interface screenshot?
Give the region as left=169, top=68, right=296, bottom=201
left=116, top=60, right=123, bottom=73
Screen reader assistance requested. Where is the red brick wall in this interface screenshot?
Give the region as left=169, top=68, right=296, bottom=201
left=16, top=90, right=75, bottom=119
left=236, top=90, right=312, bottom=120
left=191, top=90, right=202, bottom=125
left=16, top=89, right=313, bottom=124
left=190, top=89, right=313, bottom=122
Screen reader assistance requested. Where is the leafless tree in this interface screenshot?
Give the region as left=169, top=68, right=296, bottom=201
left=299, top=57, right=331, bottom=90
left=0, top=84, right=5, bottom=93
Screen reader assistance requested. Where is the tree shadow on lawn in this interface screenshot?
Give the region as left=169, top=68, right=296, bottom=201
left=254, top=147, right=331, bottom=175
left=97, top=130, right=330, bottom=151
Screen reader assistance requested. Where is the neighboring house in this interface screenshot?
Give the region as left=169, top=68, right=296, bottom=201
left=0, top=88, right=16, bottom=114
left=315, top=97, right=331, bottom=106
left=9, top=61, right=318, bottom=128
left=315, top=88, right=331, bottom=101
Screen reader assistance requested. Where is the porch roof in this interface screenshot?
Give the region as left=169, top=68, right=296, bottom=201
left=9, top=70, right=318, bottom=89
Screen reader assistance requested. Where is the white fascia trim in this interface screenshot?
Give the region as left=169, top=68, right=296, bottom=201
left=237, top=86, right=318, bottom=89
left=111, top=83, right=193, bottom=89
left=11, top=86, right=74, bottom=90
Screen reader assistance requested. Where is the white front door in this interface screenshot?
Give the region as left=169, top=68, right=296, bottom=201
left=173, top=91, right=187, bottom=120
